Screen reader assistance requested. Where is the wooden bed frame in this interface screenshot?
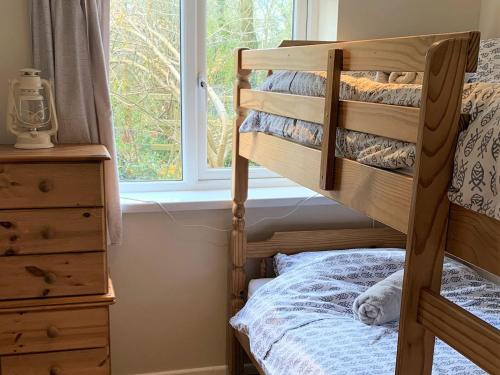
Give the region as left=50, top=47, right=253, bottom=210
left=228, top=31, right=500, bottom=375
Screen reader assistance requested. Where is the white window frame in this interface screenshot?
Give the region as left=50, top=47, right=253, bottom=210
left=120, top=0, right=310, bottom=194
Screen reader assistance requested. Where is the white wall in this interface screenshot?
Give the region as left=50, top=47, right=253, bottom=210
left=479, top=0, right=500, bottom=38
left=108, top=203, right=371, bottom=375
left=317, top=0, right=482, bottom=40
left=315, top=0, right=339, bottom=41
left=0, top=0, right=31, bottom=144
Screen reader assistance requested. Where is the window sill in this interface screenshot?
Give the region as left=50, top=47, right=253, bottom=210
left=120, top=186, right=336, bottom=214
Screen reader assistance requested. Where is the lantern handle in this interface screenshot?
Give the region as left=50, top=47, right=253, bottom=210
left=6, top=80, right=21, bottom=136
left=41, top=79, right=58, bottom=136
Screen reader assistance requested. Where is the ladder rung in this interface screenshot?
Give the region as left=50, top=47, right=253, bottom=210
left=418, top=288, right=500, bottom=374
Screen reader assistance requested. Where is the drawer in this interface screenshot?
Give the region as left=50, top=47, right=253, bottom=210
left=0, top=208, right=105, bottom=256
left=1, top=348, right=109, bottom=375
left=0, top=252, right=107, bottom=300
left=0, top=163, right=103, bottom=209
left=0, top=307, right=108, bottom=355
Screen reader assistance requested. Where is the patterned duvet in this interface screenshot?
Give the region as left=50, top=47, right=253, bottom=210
left=230, top=249, right=500, bottom=375
left=240, top=39, right=500, bottom=220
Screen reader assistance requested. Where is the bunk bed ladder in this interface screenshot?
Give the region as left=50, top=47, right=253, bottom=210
left=418, top=288, right=500, bottom=373
left=395, top=34, right=500, bottom=375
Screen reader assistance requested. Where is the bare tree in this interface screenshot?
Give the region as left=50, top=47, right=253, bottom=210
left=110, top=0, right=293, bottom=180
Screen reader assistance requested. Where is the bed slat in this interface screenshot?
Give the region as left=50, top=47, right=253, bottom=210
left=240, top=90, right=421, bottom=143
left=242, top=31, right=479, bottom=72
left=339, top=100, right=420, bottom=143
left=418, top=289, right=500, bottom=374
left=247, top=227, right=406, bottom=258
left=239, top=132, right=413, bottom=233
left=240, top=89, right=324, bottom=123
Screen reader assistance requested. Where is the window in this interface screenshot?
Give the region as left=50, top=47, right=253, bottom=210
left=204, top=0, right=294, bottom=170
left=110, top=0, right=307, bottom=192
left=110, top=0, right=182, bottom=182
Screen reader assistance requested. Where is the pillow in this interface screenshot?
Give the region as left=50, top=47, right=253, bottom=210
left=273, top=248, right=405, bottom=276
left=467, top=38, right=500, bottom=83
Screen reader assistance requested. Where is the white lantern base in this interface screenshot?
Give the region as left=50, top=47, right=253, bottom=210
left=14, top=132, right=54, bottom=149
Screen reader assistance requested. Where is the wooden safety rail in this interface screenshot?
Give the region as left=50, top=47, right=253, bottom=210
left=237, top=31, right=480, bottom=231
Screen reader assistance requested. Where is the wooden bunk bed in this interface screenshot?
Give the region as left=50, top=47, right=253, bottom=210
left=228, top=31, right=500, bottom=375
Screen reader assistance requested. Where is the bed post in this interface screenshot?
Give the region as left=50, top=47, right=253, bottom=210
left=396, top=38, right=469, bottom=374
left=228, top=47, right=251, bottom=375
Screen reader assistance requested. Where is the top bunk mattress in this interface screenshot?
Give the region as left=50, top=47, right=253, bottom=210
left=239, top=38, right=500, bottom=220
left=240, top=71, right=420, bottom=169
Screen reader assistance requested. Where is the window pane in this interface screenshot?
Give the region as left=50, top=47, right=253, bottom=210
left=206, top=0, right=294, bottom=168
left=110, top=0, right=182, bottom=181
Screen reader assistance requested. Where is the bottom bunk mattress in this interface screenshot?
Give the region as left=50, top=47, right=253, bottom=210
left=230, top=249, right=499, bottom=375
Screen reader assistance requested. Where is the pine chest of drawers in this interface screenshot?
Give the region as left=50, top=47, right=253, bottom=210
left=0, top=145, right=115, bottom=374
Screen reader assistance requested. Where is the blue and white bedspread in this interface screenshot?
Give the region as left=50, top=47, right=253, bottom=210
left=230, top=249, right=500, bottom=375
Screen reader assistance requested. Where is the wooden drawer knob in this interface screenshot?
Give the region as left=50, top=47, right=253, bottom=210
left=50, top=366, right=62, bottom=375
left=38, top=179, right=54, bottom=193
left=46, top=325, right=59, bottom=338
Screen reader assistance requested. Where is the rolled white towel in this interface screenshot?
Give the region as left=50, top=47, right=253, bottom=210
left=388, top=72, right=423, bottom=84
left=353, top=269, right=404, bottom=325
left=375, top=71, right=390, bottom=83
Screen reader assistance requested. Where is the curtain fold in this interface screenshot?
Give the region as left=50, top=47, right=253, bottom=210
left=31, top=0, right=122, bottom=244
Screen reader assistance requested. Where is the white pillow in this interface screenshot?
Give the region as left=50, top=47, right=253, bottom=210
left=273, top=248, right=405, bottom=276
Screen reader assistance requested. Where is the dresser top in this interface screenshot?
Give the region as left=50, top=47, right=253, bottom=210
left=0, top=144, right=110, bottom=163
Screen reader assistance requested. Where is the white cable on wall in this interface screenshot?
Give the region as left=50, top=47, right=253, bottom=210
left=122, top=193, right=320, bottom=233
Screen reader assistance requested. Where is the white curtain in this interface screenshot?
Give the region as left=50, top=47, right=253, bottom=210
left=31, top=0, right=122, bottom=244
